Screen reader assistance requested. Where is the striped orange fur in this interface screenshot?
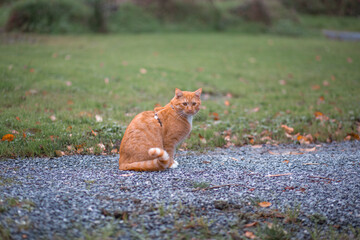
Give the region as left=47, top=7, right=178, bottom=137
left=119, top=88, right=202, bottom=171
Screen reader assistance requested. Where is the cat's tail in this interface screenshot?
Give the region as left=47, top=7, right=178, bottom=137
left=119, top=148, right=170, bottom=171
left=148, top=147, right=169, bottom=160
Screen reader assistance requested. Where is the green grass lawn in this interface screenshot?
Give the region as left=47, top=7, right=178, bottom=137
left=0, top=33, right=359, bottom=158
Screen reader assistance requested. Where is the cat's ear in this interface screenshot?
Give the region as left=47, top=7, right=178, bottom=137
left=175, top=88, right=183, bottom=99
left=194, top=88, right=202, bottom=98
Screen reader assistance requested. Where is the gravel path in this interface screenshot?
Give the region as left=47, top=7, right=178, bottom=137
left=1, top=141, right=360, bottom=239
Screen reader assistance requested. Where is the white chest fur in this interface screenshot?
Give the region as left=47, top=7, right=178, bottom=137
left=187, top=115, right=193, bottom=130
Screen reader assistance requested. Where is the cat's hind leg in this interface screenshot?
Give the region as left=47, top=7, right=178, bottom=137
left=169, top=160, right=179, bottom=168
left=119, top=148, right=170, bottom=171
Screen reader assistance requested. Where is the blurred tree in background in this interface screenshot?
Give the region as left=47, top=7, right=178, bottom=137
left=1, top=0, right=359, bottom=34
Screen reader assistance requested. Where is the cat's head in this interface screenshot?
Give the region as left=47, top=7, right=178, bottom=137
left=171, top=88, right=202, bottom=116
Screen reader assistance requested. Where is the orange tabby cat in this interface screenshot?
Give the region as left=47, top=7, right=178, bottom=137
left=119, top=88, right=202, bottom=171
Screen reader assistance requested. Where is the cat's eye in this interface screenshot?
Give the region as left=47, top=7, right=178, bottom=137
left=182, top=102, right=187, bottom=106
left=192, top=102, right=196, bottom=106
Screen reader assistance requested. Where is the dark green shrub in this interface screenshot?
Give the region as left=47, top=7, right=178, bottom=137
left=5, top=0, right=91, bottom=33
left=281, top=0, right=360, bottom=16
left=86, top=0, right=108, bottom=33
left=269, top=19, right=305, bottom=36
left=108, top=3, right=161, bottom=33
left=146, top=0, right=222, bottom=31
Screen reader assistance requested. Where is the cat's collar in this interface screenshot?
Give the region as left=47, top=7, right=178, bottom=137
left=154, top=113, right=162, bottom=127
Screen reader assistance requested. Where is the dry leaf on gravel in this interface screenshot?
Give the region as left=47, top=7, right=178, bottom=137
left=299, top=147, right=316, bottom=152
left=258, top=201, right=272, bottom=208
left=55, top=150, right=65, bottom=157
left=120, top=173, right=134, bottom=177
left=244, top=222, right=258, bottom=228
left=244, top=231, right=256, bottom=239
left=266, top=173, right=292, bottom=177
left=251, top=145, right=262, bottom=149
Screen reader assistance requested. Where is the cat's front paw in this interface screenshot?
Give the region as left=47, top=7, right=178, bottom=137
left=169, top=160, right=179, bottom=169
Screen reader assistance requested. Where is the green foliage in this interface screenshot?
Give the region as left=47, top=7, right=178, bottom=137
left=108, top=3, right=161, bottom=33
left=256, top=221, right=291, bottom=240
left=5, top=0, right=91, bottom=33
left=281, top=0, right=360, bottom=16
left=0, top=34, right=359, bottom=158
left=299, top=14, right=360, bottom=32
left=269, top=19, right=305, bottom=36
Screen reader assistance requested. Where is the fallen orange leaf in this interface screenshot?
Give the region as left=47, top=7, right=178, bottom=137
left=311, top=85, right=321, bottom=90
left=16, top=116, right=20, bottom=121
left=244, top=222, right=258, bottom=228
left=346, top=133, right=360, bottom=140
left=198, top=134, right=207, bottom=144
left=76, top=143, right=85, bottom=149
left=259, top=201, right=272, bottom=208
left=281, top=124, right=294, bottom=134
left=97, top=143, right=106, bottom=151
left=268, top=150, right=280, bottom=155
left=55, top=150, right=65, bottom=157
left=299, top=147, right=316, bottom=152
left=314, top=111, right=329, bottom=121
left=344, top=135, right=351, bottom=141
left=266, top=173, right=292, bottom=177
left=90, top=128, right=97, bottom=136
left=211, top=112, right=220, bottom=121
left=250, top=107, right=260, bottom=113
left=244, top=231, right=256, bottom=239
left=49, top=135, right=59, bottom=142
left=279, top=79, right=286, bottom=85
left=1, top=134, right=15, bottom=142
left=290, top=151, right=304, bottom=155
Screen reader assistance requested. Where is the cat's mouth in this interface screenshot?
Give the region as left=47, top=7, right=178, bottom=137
left=184, top=109, right=199, bottom=116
